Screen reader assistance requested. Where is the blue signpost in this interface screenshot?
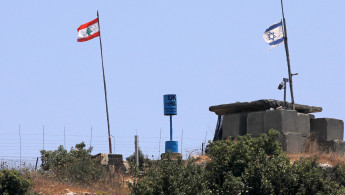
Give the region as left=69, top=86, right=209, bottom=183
left=163, top=94, right=178, bottom=153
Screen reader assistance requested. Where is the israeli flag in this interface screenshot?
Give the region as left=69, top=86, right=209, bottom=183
left=263, top=21, right=284, bottom=48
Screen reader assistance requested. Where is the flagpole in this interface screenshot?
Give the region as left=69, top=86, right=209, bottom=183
left=97, top=10, right=113, bottom=154
left=280, top=0, right=295, bottom=110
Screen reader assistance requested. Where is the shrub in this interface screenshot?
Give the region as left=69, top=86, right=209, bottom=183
left=129, top=130, right=345, bottom=194
left=0, top=169, right=31, bottom=195
left=128, top=156, right=210, bottom=195
left=206, top=129, right=294, bottom=194
left=40, top=142, right=106, bottom=185
left=291, top=157, right=344, bottom=194
left=126, top=148, right=151, bottom=170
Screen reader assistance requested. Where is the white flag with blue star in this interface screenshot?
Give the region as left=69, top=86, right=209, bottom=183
left=263, top=21, right=284, bottom=48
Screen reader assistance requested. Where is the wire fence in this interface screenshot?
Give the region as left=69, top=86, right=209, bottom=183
left=0, top=126, right=211, bottom=169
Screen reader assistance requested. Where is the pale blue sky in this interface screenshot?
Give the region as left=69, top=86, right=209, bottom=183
left=1, top=1, right=345, bottom=164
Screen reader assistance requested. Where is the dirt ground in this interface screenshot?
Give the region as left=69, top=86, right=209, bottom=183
left=30, top=173, right=129, bottom=195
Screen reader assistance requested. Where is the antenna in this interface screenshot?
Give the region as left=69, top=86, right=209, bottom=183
left=64, top=126, right=66, bottom=147
left=19, top=124, right=21, bottom=168
left=181, top=128, right=183, bottom=154
left=159, top=128, right=162, bottom=157
left=43, top=125, right=45, bottom=150
left=90, top=126, right=93, bottom=148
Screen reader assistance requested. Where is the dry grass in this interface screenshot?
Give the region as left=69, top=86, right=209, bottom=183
left=29, top=140, right=345, bottom=194
left=192, top=155, right=211, bottom=165
left=287, top=139, right=345, bottom=166
left=30, top=171, right=129, bottom=195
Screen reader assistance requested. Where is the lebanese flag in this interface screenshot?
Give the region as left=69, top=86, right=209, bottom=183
left=77, top=18, right=100, bottom=42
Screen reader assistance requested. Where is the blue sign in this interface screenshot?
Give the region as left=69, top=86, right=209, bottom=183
left=164, top=94, right=177, bottom=115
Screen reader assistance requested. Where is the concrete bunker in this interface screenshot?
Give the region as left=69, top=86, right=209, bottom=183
left=210, top=99, right=344, bottom=154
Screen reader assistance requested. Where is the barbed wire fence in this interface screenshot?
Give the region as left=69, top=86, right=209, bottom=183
left=0, top=126, right=212, bottom=169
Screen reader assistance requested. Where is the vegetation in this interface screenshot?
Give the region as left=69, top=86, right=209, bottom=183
left=126, top=148, right=152, bottom=170
left=128, top=130, right=345, bottom=194
left=0, top=169, right=31, bottom=195
left=40, top=142, right=106, bottom=185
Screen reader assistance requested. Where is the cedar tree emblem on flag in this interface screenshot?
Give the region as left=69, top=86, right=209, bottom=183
left=77, top=18, right=100, bottom=42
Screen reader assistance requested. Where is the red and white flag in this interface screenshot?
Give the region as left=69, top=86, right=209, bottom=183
left=77, top=18, right=100, bottom=42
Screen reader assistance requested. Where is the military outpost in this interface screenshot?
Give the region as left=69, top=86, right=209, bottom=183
left=209, top=99, right=344, bottom=154
left=205, top=0, right=344, bottom=155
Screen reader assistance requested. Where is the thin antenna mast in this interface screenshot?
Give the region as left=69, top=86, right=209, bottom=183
left=64, top=126, right=66, bottom=147
left=19, top=124, right=21, bottom=167
left=43, top=125, right=45, bottom=150
left=181, top=128, right=183, bottom=154
left=159, top=128, right=162, bottom=157
left=280, top=0, right=295, bottom=109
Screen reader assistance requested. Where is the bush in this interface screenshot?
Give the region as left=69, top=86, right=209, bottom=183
left=291, top=157, right=344, bottom=194
left=40, top=142, right=106, bottom=185
left=206, top=129, right=294, bottom=194
left=0, top=169, right=31, bottom=195
left=126, top=148, right=151, bottom=170
left=128, top=156, right=210, bottom=195
left=129, top=129, right=345, bottom=194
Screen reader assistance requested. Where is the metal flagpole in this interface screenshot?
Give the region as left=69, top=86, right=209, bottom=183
left=97, top=10, right=112, bottom=154
left=280, top=0, right=295, bottom=110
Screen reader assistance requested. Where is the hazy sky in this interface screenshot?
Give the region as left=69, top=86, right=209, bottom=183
left=1, top=1, right=345, bottom=164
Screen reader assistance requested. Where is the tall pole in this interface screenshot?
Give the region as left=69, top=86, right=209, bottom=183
left=43, top=125, right=45, bottom=150
left=64, top=126, right=66, bottom=147
left=90, top=126, right=93, bottom=147
left=281, top=0, right=295, bottom=110
left=135, top=135, right=139, bottom=166
left=97, top=10, right=112, bottom=153
left=284, top=81, right=287, bottom=102
left=202, top=143, right=204, bottom=155
left=159, top=128, right=162, bottom=156
left=170, top=115, right=173, bottom=141
left=19, top=124, right=21, bottom=167
left=181, top=128, right=183, bottom=154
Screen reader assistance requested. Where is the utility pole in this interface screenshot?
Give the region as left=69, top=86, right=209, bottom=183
left=43, top=125, right=45, bottom=150
left=181, top=129, right=183, bottom=154
left=64, top=126, right=66, bottom=147
left=19, top=124, right=21, bottom=167
left=135, top=135, right=139, bottom=167
left=159, top=128, right=162, bottom=157
left=202, top=143, right=204, bottom=155
left=90, top=126, right=93, bottom=148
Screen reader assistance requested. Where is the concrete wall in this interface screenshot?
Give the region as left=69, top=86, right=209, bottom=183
left=310, top=118, right=344, bottom=141
left=221, top=109, right=344, bottom=154
left=247, top=111, right=265, bottom=136
left=284, top=132, right=305, bottom=154
left=222, top=112, right=248, bottom=139
left=224, top=110, right=310, bottom=138
left=297, top=113, right=311, bottom=137
left=246, top=110, right=310, bottom=137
